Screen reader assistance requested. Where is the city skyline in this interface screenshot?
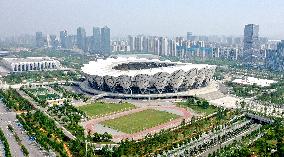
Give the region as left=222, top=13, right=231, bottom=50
left=0, top=0, right=284, bottom=39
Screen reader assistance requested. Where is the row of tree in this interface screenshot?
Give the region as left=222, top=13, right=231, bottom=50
left=50, top=84, right=89, bottom=101
left=208, top=123, right=276, bottom=157
left=47, top=102, right=86, bottom=139
left=0, top=128, right=12, bottom=157
left=7, top=124, right=29, bottom=156
left=3, top=70, right=81, bottom=84
left=0, top=88, right=33, bottom=111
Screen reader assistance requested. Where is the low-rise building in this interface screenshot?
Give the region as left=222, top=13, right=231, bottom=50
left=2, top=57, right=60, bottom=72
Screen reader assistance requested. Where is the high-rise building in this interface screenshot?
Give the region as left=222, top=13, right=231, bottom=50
left=142, top=36, right=149, bottom=52
left=187, top=32, right=193, bottom=40
left=92, top=27, right=101, bottom=53
left=35, top=32, right=44, bottom=48
left=161, top=37, right=169, bottom=56
left=168, top=39, right=176, bottom=56
left=49, top=35, right=58, bottom=49
left=66, top=35, right=76, bottom=49
left=60, top=30, right=68, bottom=48
left=266, top=40, right=284, bottom=71
left=77, top=27, right=87, bottom=51
left=128, top=35, right=134, bottom=51
left=134, top=35, right=143, bottom=52
left=100, top=26, right=111, bottom=54
left=243, top=24, right=261, bottom=63
left=243, top=24, right=259, bottom=51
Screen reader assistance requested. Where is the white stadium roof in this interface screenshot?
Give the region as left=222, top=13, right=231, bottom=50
left=81, top=57, right=216, bottom=77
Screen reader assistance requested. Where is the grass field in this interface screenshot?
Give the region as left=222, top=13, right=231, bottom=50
left=179, top=102, right=217, bottom=115
left=78, top=102, right=136, bottom=117
left=101, top=109, right=180, bottom=134
left=188, top=105, right=217, bottom=115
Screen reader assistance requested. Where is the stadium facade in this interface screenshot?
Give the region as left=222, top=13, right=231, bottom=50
left=2, top=57, right=61, bottom=72
left=81, top=57, right=216, bottom=94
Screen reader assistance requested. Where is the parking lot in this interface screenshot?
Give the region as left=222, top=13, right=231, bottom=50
left=0, top=100, right=55, bottom=157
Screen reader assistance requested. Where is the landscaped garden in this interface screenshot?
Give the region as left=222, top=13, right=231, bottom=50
left=21, top=87, right=62, bottom=107
left=47, top=102, right=86, bottom=138
left=78, top=101, right=136, bottom=117
left=101, top=109, right=180, bottom=134
left=178, top=97, right=218, bottom=115
left=49, top=84, right=89, bottom=101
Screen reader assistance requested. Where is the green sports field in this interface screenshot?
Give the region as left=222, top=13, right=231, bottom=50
left=78, top=102, right=136, bottom=117
left=101, top=109, right=180, bottom=134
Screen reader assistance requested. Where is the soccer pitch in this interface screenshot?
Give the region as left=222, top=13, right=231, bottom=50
left=78, top=102, right=136, bottom=117
left=101, top=109, right=180, bottom=134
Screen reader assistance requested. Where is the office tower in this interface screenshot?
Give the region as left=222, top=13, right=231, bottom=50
left=66, top=35, right=76, bottom=49
left=243, top=24, right=260, bottom=62
left=77, top=27, right=87, bottom=51
left=265, top=40, right=284, bottom=71
left=128, top=35, right=134, bottom=51
left=60, top=30, right=67, bottom=48
left=86, top=36, right=93, bottom=52
left=35, top=32, right=44, bottom=48
left=187, top=32, right=193, bottom=41
left=101, top=26, right=111, bottom=54
left=49, top=35, right=58, bottom=49
left=92, top=27, right=101, bottom=53
left=243, top=24, right=259, bottom=51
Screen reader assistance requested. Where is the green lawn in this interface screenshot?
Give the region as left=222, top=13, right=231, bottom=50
left=179, top=102, right=217, bottom=115
left=101, top=109, right=180, bottom=134
left=189, top=105, right=217, bottom=115
left=78, top=102, right=136, bottom=117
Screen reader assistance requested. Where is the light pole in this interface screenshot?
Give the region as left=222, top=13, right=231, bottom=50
left=85, top=139, right=88, bottom=157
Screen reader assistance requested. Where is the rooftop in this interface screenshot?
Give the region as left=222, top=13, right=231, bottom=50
left=232, top=77, right=277, bottom=87
left=81, top=57, right=216, bottom=77
left=3, top=57, right=57, bottom=64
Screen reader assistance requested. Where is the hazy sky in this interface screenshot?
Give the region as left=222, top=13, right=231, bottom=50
left=0, top=0, right=284, bottom=39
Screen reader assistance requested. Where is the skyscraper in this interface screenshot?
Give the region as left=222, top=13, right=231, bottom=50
left=77, top=27, right=86, bottom=51
left=128, top=35, right=134, bottom=51
left=35, top=32, right=44, bottom=48
left=100, top=26, right=111, bottom=54
left=266, top=40, right=284, bottom=71
left=60, top=30, right=67, bottom=48
left=92, top=27, right=101, bottom=53
left=49, top=35, right=58, bottom=49
left=243, top=24, right=260, bottom=62
left=243, top=24, right=259, bottom=51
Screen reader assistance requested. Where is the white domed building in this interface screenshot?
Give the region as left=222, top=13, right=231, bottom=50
left=81, top=57, right=216, bottom=94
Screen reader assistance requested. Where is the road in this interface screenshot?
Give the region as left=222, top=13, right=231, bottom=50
left=0, top=100, right=45, bottom=157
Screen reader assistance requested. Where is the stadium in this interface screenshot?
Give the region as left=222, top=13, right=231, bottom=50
left=81, top=57, right=216, bottom=94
